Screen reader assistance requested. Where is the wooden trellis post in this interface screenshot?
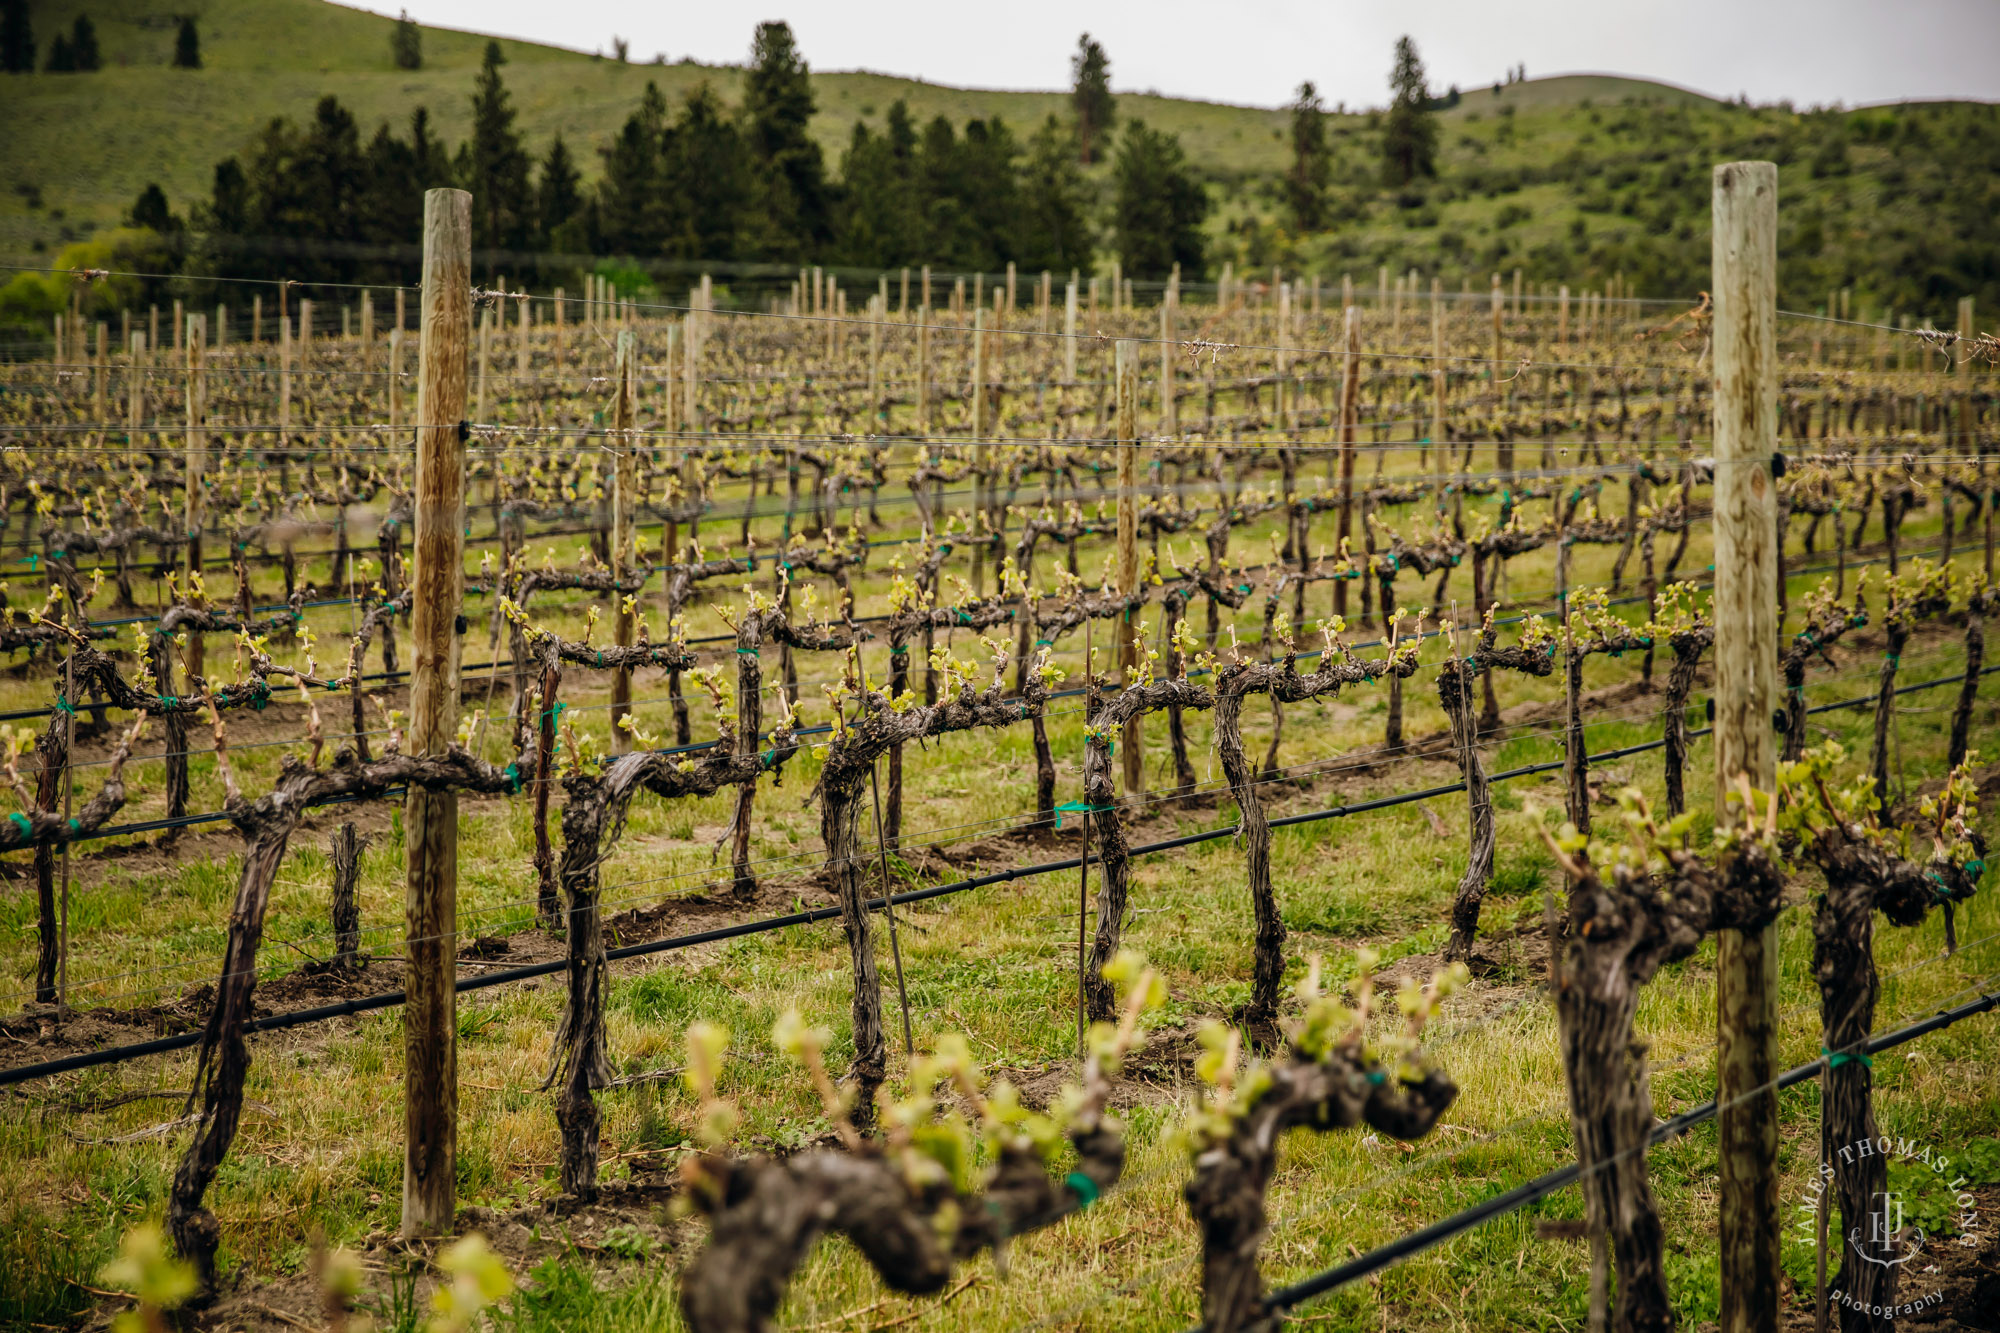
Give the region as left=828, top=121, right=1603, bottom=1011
left=1711, top=159, right=1782, bottom=1333
left=1335, top=305, right=1360, bottom=620
left=1115, top=340, right=1143, bottom=799
left=403, top=186, right=472, bottom=1238
left=183, top=313, right=205, bottom=680
left=1063, top=279, right=1079, bottom=383
left=1431, top=278, right=1445, bottom=489
left=610, top=329, right=637, bottom=751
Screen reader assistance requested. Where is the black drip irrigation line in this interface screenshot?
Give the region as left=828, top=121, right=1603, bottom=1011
left=3, top=662, right=1987, bottom=1086
left=1200, top=985, right=2000, bottom=1331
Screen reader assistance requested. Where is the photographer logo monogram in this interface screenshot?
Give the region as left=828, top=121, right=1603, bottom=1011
left=1796, top=1135, right=1982, bottom=1320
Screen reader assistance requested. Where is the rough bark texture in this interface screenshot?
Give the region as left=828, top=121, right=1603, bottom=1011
left=1552, top=838, right=1785, bottom=1333
left=816, top=660, right=1051, bottom=1126
left=547, top=734, right=797, bottom=1200
left=1185, top=1056, right=1457, bottom=1333
left=31, top=708, right=68, bottom=1003
left=1213, top=642, right=1421, bottom=1037
left=1781, top=595, right=1866, bottom=763
left=1661, top=627, right=1714, bottom=818
left=680, top=992, right=1125, bottom=1333
left=731, top=607, right=860, bottom=898
left=1439, top=632, right=1554, bottom=962
left=1803, top=823, right=1981, bottom=1333
left=1081, top=675, right=1214, bottom=1021
left=328, top=823, right=363, bottom=969
left=166, top=741, right=524, bottom=1294
left=1949, top=593, right=1990, bottom=769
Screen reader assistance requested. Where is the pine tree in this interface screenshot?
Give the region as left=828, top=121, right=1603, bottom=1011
left=742, top=21, right=829, bottom=258
left=1070, top=34, right=1115, bottom=166
left=44, top=33, right=73, bottom=72
left=1018, top=115, right=1092, bottom=273
left=408, top=107, right=450, bottom=188
left=71, top=15, right=99, bottom=70
left=833, top=107, right=919, bottom=267
left=597, top=81, right=669, bottom=255
left=391, top=10, right=421, bottom=70
left=467, top=41, right=533, bottom=257
left=129, top=183, right=180, bottom=234
left=0, top=0, right=33, bottom=74
left=916, top=115, right=974, bottom=267
left=1286, top=81, right=1331, bottom=232
left=1110, top=120, right=1207, bottom=280
left=1381, top=35, right=1438, bottom=186
left=536, top=135, right=582, bottom=249
left=662, top=83, right=750, bottom=260
left=173, top=16, right=201, bottom=69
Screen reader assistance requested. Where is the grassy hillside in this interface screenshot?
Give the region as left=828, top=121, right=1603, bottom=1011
left=0, top=0, right=1297, bottom=258
left=4, top=0, right=1995, bottom=316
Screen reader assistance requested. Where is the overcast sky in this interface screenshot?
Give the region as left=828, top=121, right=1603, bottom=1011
left=350, top=0, right=2000, bottom=109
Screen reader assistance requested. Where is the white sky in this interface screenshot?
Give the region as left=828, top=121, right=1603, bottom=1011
left=343, top=0, right=2000, bottom=109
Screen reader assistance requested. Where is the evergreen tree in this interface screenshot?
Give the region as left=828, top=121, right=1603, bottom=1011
left=662, top=84, right=750, bottom=260
left=44, top=32, right=73, bottom=72
left=198, top=160, right=248, bottom=238
left=961, top=118, right=1025, bottom=273
left=0, top=0, right=32, bottom=74
left=1381, top=35, right=1438, bottom=186
left=1286, top=81, right=1331, bottom=232
left=391, top=10, right=421, bottom=70
left=1017, top=115, right=1092, bottom=273
left=71, top=15, right=99, bottom=70
left=408, top=107, right=451, bottom=188
left=173, top=16, right=200, bottom=69
left=358, top=122, right=423, bottom=268
left=129, top=183, right=182, bottom=234
left=597, top=81, right=669, bottom=255
left=1071, top=33, right=1115, bottom=166
left=536, top=135, right=583, bottom=249
left=467, top=41, right=533, bottom=257
left=1110, top=120, right=1207, bottom=280
left=126, top=183, right=186, bottom=303
left=742, top=20, right=830, bottom=257
left=917, top=115, right=974, bottom=267
left=834, top=99, right=920, bottom=267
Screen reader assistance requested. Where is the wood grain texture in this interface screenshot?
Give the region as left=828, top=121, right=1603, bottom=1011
left=1710, top=159, right=1782, bottom=1333
left=403, top=185, right=471, bottom=1238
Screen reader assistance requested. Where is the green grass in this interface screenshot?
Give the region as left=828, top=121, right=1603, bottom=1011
left=11, top=0, right=1994, bottom=318
left=1, top=477, right=1993, bottom=1328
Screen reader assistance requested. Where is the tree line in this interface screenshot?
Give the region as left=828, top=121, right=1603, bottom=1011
left=119, top=24, right=1207, bottom=296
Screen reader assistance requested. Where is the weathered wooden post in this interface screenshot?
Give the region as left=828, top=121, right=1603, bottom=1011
left=610, top=330, right=637, bottom=751
left=1431, top=278, right=1446, bottom=488
left=1160, top=297, right=1177, bottom=437
left=403, top=187, right=472, bottom=1238
left=1711, top=159, right=1782, bottom=1333
left=1335, top=305, right=1360, bottom=620
left=127, top=331, right=144, bottom=441
left=388, top=327, right=402, bottom=432
left=184, top=313, right=206, bottom=681
left=92, top=322, right=107, bottom=444
left=1063, top=279, right=1079, bottom=383
left=1116, top=340, right=1143, bottom=800
left=867, top=294, right=882, bottom=421
left=279, top=309, right=293, bottom=438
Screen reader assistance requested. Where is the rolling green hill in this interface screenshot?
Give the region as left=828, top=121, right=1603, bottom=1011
left=2, top=0, right=1304, bottom=258
left=3, top=0, right=1996, bottom=318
